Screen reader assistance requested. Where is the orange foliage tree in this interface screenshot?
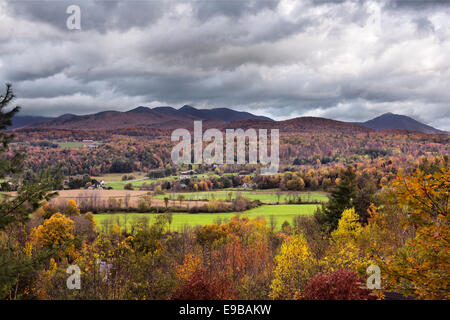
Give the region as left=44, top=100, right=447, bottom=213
left=379, top=167, right=449, bottom=299
left=32, top=212, right=77, bottom=261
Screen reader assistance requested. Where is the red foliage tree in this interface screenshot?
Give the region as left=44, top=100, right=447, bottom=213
left=171, top=268, right=235, bottom=300
left=300, top=270, right=375, bottom=300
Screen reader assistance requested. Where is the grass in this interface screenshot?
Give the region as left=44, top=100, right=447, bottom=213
left=93, top=172, right=147, bottom=181
left=95, top=172, right=221, bottom=190
left=105, top=178, right=158, bottom=190
left=154, top=190, right=328, bottom=204
left=91, top=172, right=158, bottom=189
left=55, top=141, right=85, bottom=148
left=55, top=140, right=103, bottom=149
left=94, top=204, right=320, bottom=231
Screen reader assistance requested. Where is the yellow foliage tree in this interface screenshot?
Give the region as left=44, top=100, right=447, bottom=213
left=32, top=212, right=76, bottom=260
left=110, top=224, right=122, bottom=241
left=270, top=234, right=316, bottom=299
left=331, top=207, right=362, bottom=241
left=84, top=212, right=97, bottom=232
left=65, top=200, right=81, bottom=217
left=176, top=253, right=202, bottom=281
left=33, top=258, right=58, bottom=299
left=321, top=208, right=371, bottom=275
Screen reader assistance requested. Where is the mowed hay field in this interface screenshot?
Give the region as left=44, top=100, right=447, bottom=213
left=94, top=204, right=321, bottom=231
left=45, top=189, right=327, bottom=210
left=47, top=189, right=213, bottom=210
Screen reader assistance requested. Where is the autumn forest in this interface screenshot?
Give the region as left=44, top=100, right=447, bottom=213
left=0, top=84, right=448, bottom=301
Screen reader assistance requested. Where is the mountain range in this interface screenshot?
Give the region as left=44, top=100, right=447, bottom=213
left=11, top=105, right=271, bottom=131
left=9, top=115, right=54, bottom=130
left=8, top=105, right=447, bottom=134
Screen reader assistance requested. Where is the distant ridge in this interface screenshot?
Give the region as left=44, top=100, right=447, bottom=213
left=357, top=113, right=446, bottom=134
left=26, top=105, right=273, bottom=130
left=12, top=107, right=447, bottom=135
left=8, top=115, right=55, bottom=129
left=214, top=117, right=372, bottom=135
left=179, top=105, right=273, bottom=122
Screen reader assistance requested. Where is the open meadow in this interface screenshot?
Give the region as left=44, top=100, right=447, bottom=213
left=45, top=189, right=212, bottom=210
left=154, top=190, right=328, bottom=203
left=25, top=188, right=328, bottom=212
left=94, top=204, right=321, bottom=231
left=93, top=172, right=213, bottom=190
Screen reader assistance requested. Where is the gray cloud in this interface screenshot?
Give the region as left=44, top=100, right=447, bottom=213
left=0, top=0, right=449, bottom=130
left=7, top=0, right=167, bottom=32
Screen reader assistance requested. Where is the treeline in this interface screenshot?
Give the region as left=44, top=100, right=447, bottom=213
left=9, top=127, right=450, bottom=177
left=134, top=156, right=448, bottom=196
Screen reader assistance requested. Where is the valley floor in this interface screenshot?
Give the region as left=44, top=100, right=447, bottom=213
left=94, top=204, right=321, bottom=231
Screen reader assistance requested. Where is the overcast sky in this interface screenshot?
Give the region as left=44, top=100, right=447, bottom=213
left=0, top=0, right=449, bottom=130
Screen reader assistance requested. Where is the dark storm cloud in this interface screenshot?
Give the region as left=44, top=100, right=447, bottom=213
left=7, top=0, right=279, bottom=31
left=7, top=0, right=167, bottom=32
left=0, top=0, right=449, bottom=130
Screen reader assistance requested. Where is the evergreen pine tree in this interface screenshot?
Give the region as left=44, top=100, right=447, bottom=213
left=0, top=84, right=62, bottom=298
left=323, top=166, right=357, bottom=231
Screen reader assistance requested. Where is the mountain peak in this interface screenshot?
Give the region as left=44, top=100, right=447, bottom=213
left=153, top=106, right=177, bottom=112
left=127, top=106, right=151, bottom=113
left=360, top=113, right=446, bottom=134
left=377, top=112, right=408, bottom=119
left=179, top=105, right=196, bottom=111
left=178, top=105, right=273, bottom=122
left=59, top=113, right=76, bottom=118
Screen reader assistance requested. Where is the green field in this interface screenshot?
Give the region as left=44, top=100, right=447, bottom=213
left=93, top=172, right=147, bottom=181
left=97, top=173, right=219, bottom=190
left=55, top=141, right=85, bottom=148
left=91, top=172, right=155, bottom=189
left=94, top=204, right=320, bottom=231
left=154, top=190, right=328, bottom=203
left=104, top=178, right=159, bottom=190
left=55, top=141, right=103, bottom=149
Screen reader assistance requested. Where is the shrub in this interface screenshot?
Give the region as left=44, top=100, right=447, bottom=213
left=171, top=268, right=235, bottom=300
left=232, top=195, right=257, bottom=211
left=124, top=183, right=133, bottom=190
left=137, top=199, right=149, bottom=212
left=300, top=269, right=374, bottom=300
left=292, top=215, right=328, bottom=259
left=207, top=199, right=228, bottom=213
left=154, top=185, right=165, bottom=195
